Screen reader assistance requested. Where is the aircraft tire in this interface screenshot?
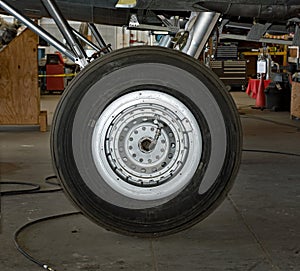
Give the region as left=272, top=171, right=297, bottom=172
left=51, top=46, right=242, bottom=237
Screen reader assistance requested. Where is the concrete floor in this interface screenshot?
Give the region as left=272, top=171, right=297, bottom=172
left=1, top=92, right=300, bottom=271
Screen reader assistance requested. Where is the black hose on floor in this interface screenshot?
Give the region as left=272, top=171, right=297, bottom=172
left=240, top=114, right=300, bottom=130
left=0, top=181, right=40, bottom=196
left=0, top=175, right=72, bottom=270
left=243, top=149, right=300, bottom=157
left=45, top=175, right=61, bottom=187
left=13, top=211, right=81, bottom=271
left=0, top=176, right=62, bottom=196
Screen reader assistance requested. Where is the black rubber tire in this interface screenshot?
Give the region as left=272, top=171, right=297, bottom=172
left=51, top=46, right=242, bottom=237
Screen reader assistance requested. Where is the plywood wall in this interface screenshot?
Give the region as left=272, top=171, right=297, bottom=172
left=0, top=28, right=39, bottom=125
left=291, top=82, right=300, bottom=119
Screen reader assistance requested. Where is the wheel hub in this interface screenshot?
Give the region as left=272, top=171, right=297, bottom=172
left=92, top=90, right=202, bottom=199
left=107, top=108, right=184, bottom=187
left=139, top=137, right=154, bottom=153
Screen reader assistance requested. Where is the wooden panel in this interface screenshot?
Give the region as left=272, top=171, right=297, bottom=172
left=291, top=82, right=300, bottom=119
left=0, top=28, right=39, bottom=125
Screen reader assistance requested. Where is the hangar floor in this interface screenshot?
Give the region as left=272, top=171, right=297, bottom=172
left=1, top=92, right=300, bottom=271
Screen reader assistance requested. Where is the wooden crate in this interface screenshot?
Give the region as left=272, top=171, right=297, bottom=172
left=0, top=28, right=39, bottom=125
left=291, top=82, right=300, bottom=119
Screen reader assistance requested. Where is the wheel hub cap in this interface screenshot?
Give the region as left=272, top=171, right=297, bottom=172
left=92, top=90, right=202, bottom=200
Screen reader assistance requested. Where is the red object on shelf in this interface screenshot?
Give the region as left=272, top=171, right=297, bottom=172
left=246, top=78, right=271, bottom=99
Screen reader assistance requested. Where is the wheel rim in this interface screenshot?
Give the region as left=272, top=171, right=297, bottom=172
left=92, top=90, right=202, bottom=200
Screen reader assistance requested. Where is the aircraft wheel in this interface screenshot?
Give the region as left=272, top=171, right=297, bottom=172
left=51, top=46, right=242, bottom=236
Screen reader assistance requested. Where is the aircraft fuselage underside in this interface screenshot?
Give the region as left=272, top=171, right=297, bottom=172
left=1, top=0, right=300, bottom=25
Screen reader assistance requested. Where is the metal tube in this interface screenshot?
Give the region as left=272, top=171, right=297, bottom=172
left=41, top=0, right=88, bottom=67
left=72, top=29, right=101, bottom=51
left=0, top=0, right=77, bottom=62
left=182, top=12, right=219, bottom=59
left=88, top=23, right=111, bottom=52
left=159, top=35, right=172, bottom=48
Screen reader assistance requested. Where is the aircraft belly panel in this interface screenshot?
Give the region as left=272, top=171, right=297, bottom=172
left=2, top=0, right=130, bottom=25
left=1, top=0, right=299, bottom=22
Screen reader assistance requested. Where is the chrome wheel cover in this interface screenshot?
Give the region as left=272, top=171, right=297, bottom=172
left=92, top=90, right=202, bottom=200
